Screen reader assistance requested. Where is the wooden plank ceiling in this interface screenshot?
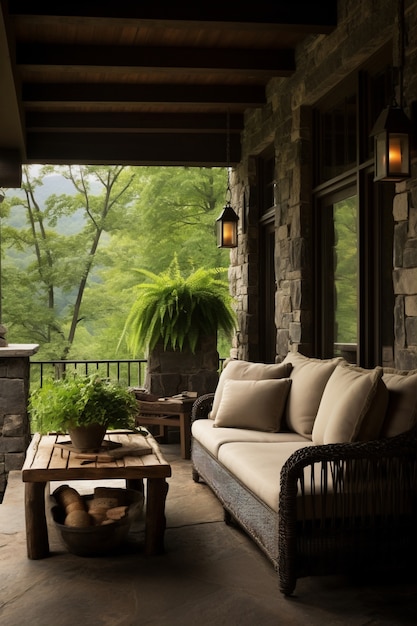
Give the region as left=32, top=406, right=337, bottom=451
left=0, top=1, right=337, bottom=167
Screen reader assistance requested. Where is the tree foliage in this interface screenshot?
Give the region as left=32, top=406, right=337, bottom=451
left=333, top=196, right=358, bottom=344
left=2, top=165, right=231, bottom=359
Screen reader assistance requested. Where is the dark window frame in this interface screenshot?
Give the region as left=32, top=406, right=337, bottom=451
left=313, top=50, right=395, bottom=367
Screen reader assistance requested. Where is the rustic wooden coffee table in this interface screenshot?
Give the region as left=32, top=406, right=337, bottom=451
left=22, top=431, right=171, bottom=559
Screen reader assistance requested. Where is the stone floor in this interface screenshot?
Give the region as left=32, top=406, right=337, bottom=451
left=0, top=442, right=416, bottom=626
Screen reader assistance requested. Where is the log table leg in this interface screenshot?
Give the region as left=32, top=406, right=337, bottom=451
left=25, top=481, right=49, bottom=559
left=145, top=478, right=169, bottom=555
left=126, top=478, right=144, bottom=494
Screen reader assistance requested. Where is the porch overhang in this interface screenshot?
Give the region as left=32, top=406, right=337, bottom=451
left=0, top=1, right=337, bottom=176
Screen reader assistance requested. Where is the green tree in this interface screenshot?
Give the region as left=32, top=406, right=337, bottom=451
left=70, top=167, right=231, bottom=358
left=2, top=164, right=232, bottom=359
left=3, top=165, right=136, bottom=358
left=121, top=166, right=229, bottom=274
left=333, top=197, right=358, bottom=344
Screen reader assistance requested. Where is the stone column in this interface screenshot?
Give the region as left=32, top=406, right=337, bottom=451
left=393, top=187, right=417, bottom=370
left=0, top=344, right=39, bottom=502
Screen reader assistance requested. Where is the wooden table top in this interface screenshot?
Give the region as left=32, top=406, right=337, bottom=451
left=137, top=396, right=195, bottom=415
left=22, top=432, right=171, bottom=483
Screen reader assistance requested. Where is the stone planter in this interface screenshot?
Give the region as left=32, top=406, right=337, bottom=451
left=145, top=335, right=219, bottom=398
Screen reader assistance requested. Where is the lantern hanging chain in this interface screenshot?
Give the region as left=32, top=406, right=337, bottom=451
left=226, top=110, right=232, bottom=204
left=396, top=0, right=405, bottom=108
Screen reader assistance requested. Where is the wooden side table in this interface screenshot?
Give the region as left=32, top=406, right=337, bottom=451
left=22, top=432, right=171, bottom=559
left=135, top=396, right=195, bottom=460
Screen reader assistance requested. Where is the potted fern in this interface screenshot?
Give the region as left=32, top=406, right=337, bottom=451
left=29, top=373, right=138, bottom=452
left=119, top=257, right=236, bottom=397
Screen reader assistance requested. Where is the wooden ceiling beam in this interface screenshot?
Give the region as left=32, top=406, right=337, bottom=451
left=25, top=131, right=241, bottom=167
left=22, top=83, right=266, bottom=107
left=17, top=44, right=295, bottom=75
left=2, top=2, right=338, bottom=166
left=8, top=2, right=338, bottom=31
left=25, top=111, right=244, bottom=133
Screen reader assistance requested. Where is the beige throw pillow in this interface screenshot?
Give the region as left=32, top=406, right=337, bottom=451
left=381, top=369, right=417, bottom=437
left=209, top=360, right=292, bottom=420
left=282, top=352, right=343, bottom=437
left=312, top=364, right=386, bottom=445
left=213, top=378, right=292, bottom=432
left=355, top=376, right=389, bottom=441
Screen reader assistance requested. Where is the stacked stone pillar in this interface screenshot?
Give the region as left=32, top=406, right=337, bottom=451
left=393, top=183, right=417, bottom=370
left=0, top=344, right=39, bottom=502
left=228, top=0, right=417, bottom=369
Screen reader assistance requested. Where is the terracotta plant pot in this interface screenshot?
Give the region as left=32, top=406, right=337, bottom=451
left=68, top=423, right=107, bottom=452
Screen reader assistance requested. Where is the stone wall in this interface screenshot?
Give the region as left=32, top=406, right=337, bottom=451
left=0, top=345, right=38, bottom=502
left=229, top=0, right=417, bottom=370
left=393, top=180, right=417, bottom=369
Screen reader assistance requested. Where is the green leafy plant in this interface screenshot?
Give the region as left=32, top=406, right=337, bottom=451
left=120, top=256, right=237, bottom=355
left=29, top=373, right=138, bottom=434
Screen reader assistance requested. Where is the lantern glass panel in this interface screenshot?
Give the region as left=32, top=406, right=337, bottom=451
left=374, top=131, right=410, bottom=181
left=375, top=133, right=388, bottom=179
left=388, top=133, right=409, bottom=176
left=217, top=219, right=237, bottom=248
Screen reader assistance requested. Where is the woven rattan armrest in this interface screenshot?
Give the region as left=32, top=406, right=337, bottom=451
left=191, top=393, right=215, bottom=422
left=280, top=424, right=417, bottom=489
left=278, top=425, right=417, bottom=596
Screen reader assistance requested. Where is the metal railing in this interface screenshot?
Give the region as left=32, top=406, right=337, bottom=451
left=30, top=357, right=227, bottom=389
left=30, top=359, right=148, bottom=389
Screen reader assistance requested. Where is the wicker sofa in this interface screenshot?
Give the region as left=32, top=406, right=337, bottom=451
left=190, top=352, right=417, bottom=595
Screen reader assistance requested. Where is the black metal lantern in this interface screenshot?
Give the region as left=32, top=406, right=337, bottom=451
left=371, top=1, right=412, bottom=182
left=371, top=103, right=412, bottom=182
left=216, top=200, right=239, bottom=248
left=216, top=112, right=239, bottom=248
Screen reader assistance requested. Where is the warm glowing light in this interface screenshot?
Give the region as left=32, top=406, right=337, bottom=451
left=216, top=203, right=238, bottom=247
left=371, top=105, right=412, bottom=182
left=388, top=139, right=403, bottom=172
left=222, top=222, right=234, bottom=246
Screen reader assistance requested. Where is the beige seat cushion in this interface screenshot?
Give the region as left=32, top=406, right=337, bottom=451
left=282, top=352, right=343, bottom=437
left=192, top=418, right=310, bottom=458
left=209, top=360, right=292, bottom=420
left=381, top=368, right=417, bottom=437
left=217, top=441, right=315, bottom=512
left=213, top=378, right=292, bottom=432
left=312, top=364, right=386, bottom=444
left=216, top=440, right=406, bottom=518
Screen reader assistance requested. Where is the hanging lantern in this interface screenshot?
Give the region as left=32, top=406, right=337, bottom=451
left=371, top=103, right=412, bottom=182
left=216, top=112, right=239, bottom=248
left=216, top=201, right=239, bottom=248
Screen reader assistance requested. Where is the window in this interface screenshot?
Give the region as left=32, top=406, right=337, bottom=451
left=318, top=93, right=357, bottom=181
left=316, top=185, right=358, bottom=363
left=313, top=50, right=395, bottom=367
